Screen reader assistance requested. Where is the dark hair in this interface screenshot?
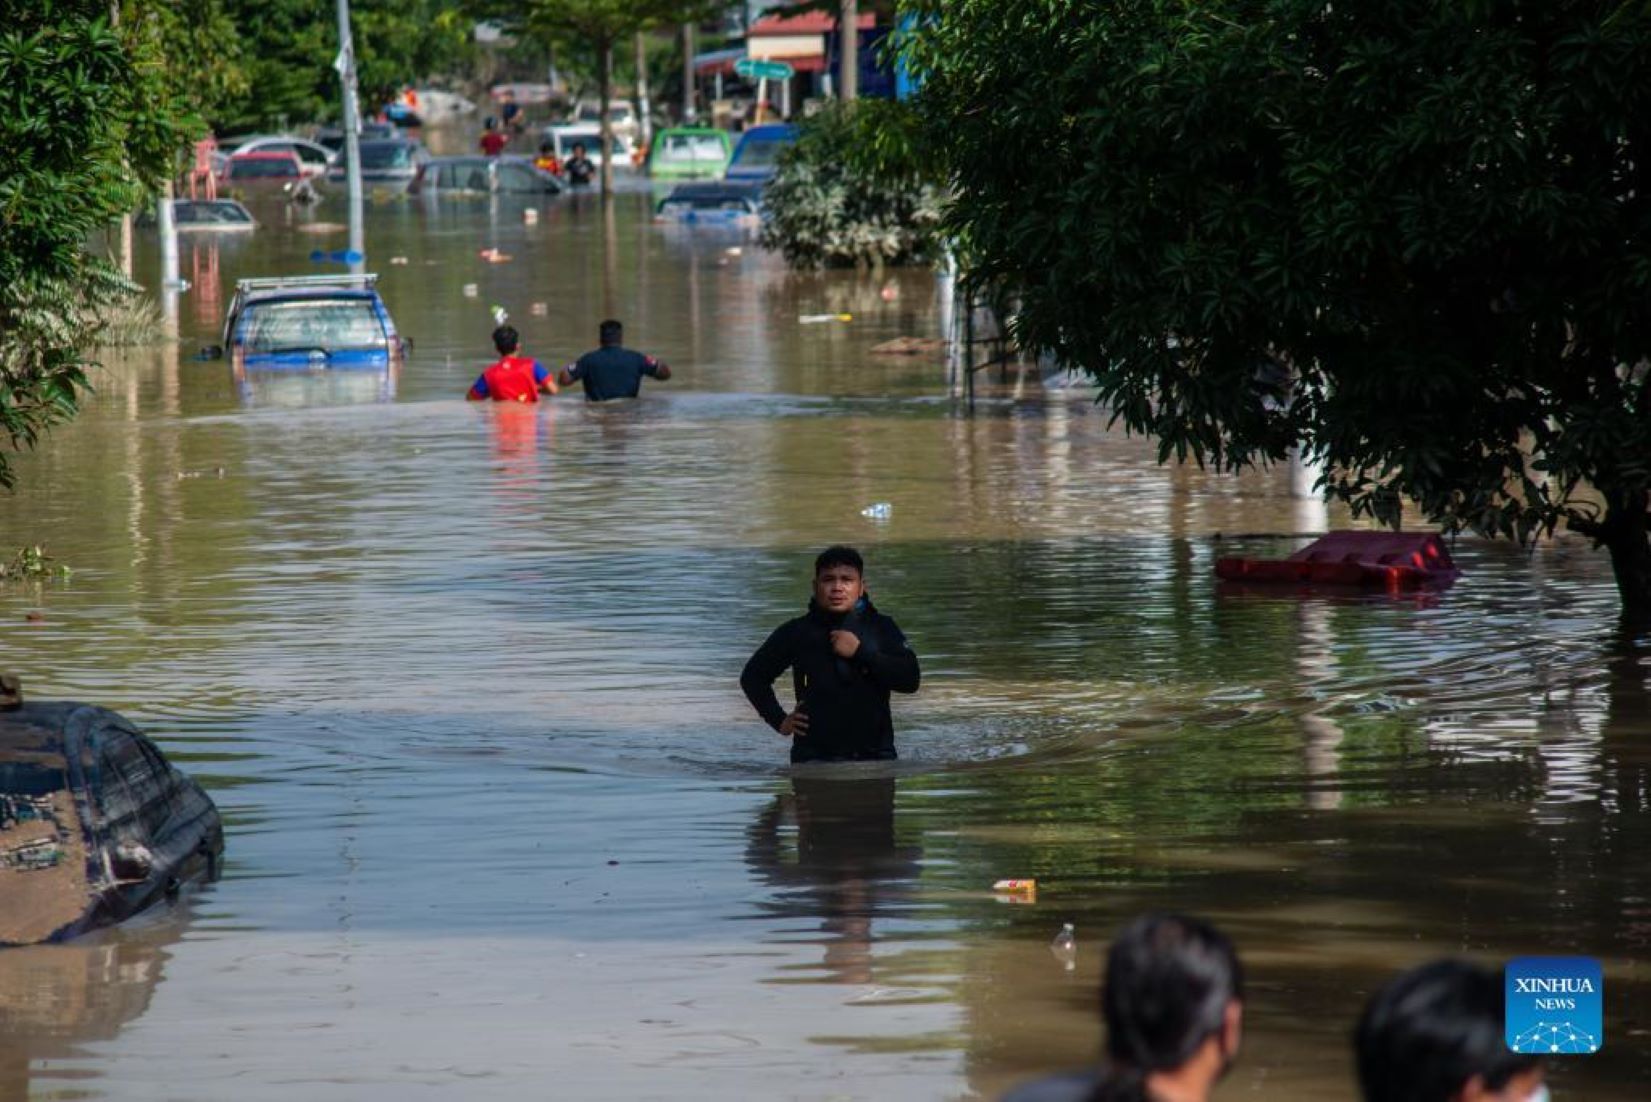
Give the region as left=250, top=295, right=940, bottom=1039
left=598, top=319, right=623, bottom=346
left=1088, top=914, right=1243, bottom=1102
left=572, top=141, right=587, bottom=154
left=814, top=545, right=864, bottom=577
left=540, top=140, right=554, bottom=155
left=1355, top=960, right=1539, bottom=1102
left=492, top=325, right=519, bottom=356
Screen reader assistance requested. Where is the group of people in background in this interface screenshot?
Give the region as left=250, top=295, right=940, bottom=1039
left=465, top=322, right=671, bottom=404
left=1007, top=914, right=1547, bottom=1102
left=478, top=92, right=597, bottom=187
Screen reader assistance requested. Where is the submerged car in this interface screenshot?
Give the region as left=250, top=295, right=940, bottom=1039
left=325, top=138, right=429, bottom=192
left=313, top=120, right=401, bottom=155
left=171, top=199, right=256, bottom=232
left=725, top=123, right=798, bottom=185
left=412, top=155, right=563, bottom=196
left=655, top=181, right=762, bottom=225
left=647, top=127, right=732, bottom=180
left=212, top=135, right=333, bottom=179
left=224, top=151, right=307, bottom=188
left=543, top=125, right=636, bottom=170
left=0, top=690, right=223, bottom=946
left=217, top=273, right=406, bottom=370
left=571, top=99, right=638, bottom=138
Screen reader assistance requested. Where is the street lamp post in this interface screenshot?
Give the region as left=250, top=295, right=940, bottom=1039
left=334, top=0, right=365, bottom=274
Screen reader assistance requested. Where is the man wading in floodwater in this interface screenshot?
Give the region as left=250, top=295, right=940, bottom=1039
left=741, top=546, right=920, bottom=762
left=557, top=319, right=672, bottom=402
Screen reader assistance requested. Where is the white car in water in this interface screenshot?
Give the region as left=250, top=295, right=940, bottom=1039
left=543, top=125, right=637, bottom=171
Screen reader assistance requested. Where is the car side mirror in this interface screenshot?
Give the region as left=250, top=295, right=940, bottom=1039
left=111, top=841, right=155, bottom=882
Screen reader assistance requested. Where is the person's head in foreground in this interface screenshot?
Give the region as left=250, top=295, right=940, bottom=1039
left=1355, top=960, right=1545, bottom=1102
left=492, top=325, right=519, bottom=357
left=1087, top=913, right=1244, bottom=1102
left=598, top=319, right=624, bottom=347
left=813, top=545, right=865, bottom=615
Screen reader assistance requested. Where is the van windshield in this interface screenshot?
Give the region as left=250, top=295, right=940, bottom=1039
left=240, top=300, right=387, bottom=353
left=658, top=135, right=725, bottom=162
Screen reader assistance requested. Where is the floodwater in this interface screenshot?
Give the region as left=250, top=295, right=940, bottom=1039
left=1, top=158, right=1648, bottom=1100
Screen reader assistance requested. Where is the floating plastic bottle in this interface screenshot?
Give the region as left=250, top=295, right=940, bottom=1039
left=861, top=502, right=893, bottom=520
left=1051, top=923, right=1077, bottom=971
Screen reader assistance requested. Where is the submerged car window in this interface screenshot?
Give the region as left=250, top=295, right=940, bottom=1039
left=361, top=144, right=413, bottom=169
left=175, top=203, right=252, bottom=225
left=496, top=164, right=541, bottom=192
left=229, top=158, right=299, bottom=178
left=734, top=140, right=786, bottom=169
left=240, top=300, right=387, bottom=353
left=660, top=135, right=724, bottom=161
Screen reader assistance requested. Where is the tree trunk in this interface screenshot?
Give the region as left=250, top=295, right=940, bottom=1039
left=839, top=0, right=858, bottom=102
left=598, top=37, right=614, bottom=197
left=1603, top=492, right=1651, bottom=625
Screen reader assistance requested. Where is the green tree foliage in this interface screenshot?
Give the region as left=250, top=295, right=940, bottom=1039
left=213, top=0, right=474, bottom=131
left=0, top=2, right=198, bottom=487
left=760, top=98, right=940, bottom=268
left=120, top=0, right=248, bottom=124
left=905, top=1, right=1651, bottom=618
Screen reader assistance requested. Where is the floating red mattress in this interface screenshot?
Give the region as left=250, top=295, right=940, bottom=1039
left=1214, top=531, right=1459, bottom=589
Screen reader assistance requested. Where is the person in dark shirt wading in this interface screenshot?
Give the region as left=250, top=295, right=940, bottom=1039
left=741, top=546, right=920, bottom=763
left=558, top=319, right=672, bottom=402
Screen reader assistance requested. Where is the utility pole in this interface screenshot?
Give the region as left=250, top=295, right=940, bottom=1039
left=839, top=0, right=858, bottom=102
left=635, top=31, right=652, bottom=149
left=334, top=0, right=365, bottom=275
left=111, top=1, right=133, bottom=278
left=681, top=22, right=696, bottom=122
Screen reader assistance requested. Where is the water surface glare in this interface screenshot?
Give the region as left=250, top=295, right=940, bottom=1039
left=0, top=189, right=1646, bottom=1099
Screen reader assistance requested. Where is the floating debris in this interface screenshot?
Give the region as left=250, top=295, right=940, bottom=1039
left=2, top=546, right=70, bottom=581
left=871, top=336, right=947, bottom=357
left=799, top=313, right=853, bottom=324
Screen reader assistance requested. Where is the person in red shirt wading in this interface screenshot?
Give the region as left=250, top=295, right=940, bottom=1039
left=479, top=117, right=509, bottom=157
left=466, top=326, right=558, bottom=402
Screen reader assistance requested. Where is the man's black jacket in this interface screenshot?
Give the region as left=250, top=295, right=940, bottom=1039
left=740, top=597, right=920, bottom=762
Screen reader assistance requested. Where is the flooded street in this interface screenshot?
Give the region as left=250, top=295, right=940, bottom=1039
left=1, top=176, right=1648, bottom=1100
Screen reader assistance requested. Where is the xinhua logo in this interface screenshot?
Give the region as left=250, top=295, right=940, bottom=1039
left=1505, top=957, right=1603, bottom=1054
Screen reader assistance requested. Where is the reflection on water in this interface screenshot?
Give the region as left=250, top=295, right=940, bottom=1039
left=0, top=915, right=180, bottom=1097
left=0, top=179, right=1646, bottom=1098
left=746, top=774, right=923, bottom=987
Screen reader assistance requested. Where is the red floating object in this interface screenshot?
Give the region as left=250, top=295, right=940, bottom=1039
left=1215, top=531, right=1459, bottom=589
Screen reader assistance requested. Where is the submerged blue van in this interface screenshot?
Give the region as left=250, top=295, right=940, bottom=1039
left=220, top=274, right=406, bottom=370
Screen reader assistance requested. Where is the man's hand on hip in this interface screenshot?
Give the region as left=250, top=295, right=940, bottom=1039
left=778, top=708, right=809, bottom=737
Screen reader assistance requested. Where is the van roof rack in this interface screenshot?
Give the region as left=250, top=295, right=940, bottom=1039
left=233, top=273, right=378, bottom=294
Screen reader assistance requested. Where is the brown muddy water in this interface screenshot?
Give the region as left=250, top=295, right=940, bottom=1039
left=0, top=168, right=1648, bottom=1101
